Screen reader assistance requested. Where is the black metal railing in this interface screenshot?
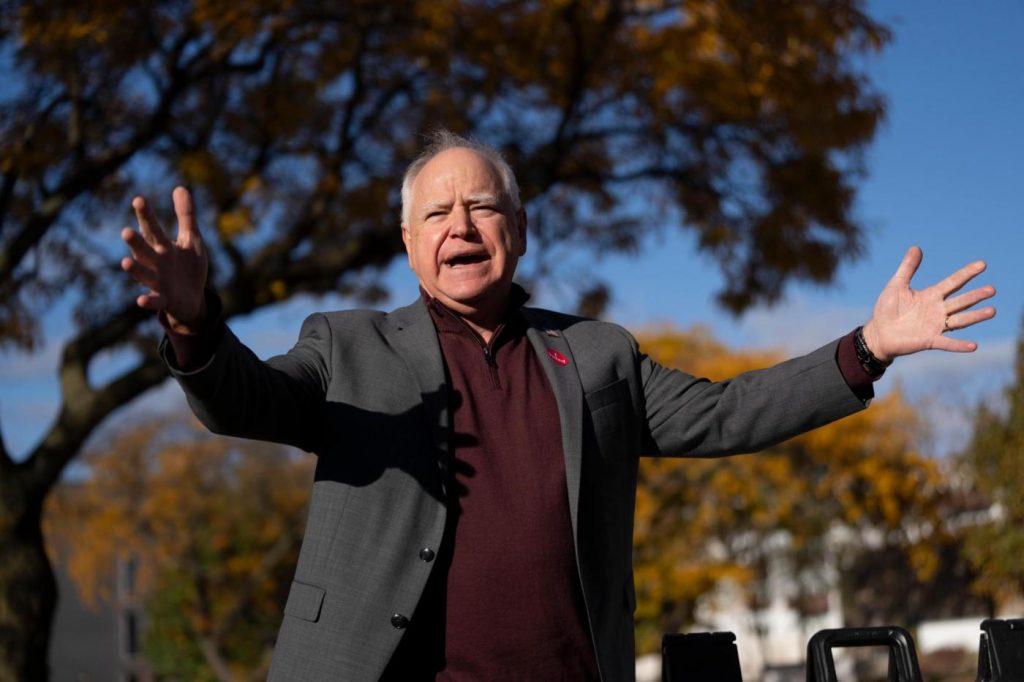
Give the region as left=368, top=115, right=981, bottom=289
left=660, top=618, right=1024, bottom=682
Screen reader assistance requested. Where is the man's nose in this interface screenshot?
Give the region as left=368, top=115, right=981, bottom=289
left=448, top=207, right=476, bottom=238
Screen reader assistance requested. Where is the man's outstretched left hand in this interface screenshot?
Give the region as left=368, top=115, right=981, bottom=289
left=861, top=246, right=996, bottom=362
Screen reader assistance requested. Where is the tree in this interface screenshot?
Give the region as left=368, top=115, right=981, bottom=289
left=841, top=542, right=993, bottom=631
left=0, top=1, right=889, bottom=676
left=632, top=326, right=950, bottom=654
left=959, top=315, right=1024, bottom=607
left=45, top=415, right=313, bottom=681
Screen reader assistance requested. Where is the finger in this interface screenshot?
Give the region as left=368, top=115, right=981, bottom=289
left=132, top=195, right=171, bottom=248
left=944, top=285, right=997, bottom=315
left=934, top=260, right=987, bottom=298
left=135, top=291, right=165, bottom=311
left=121, top=257, right=159, bottom=290
left=931, top=335, right=979, bottom=353
left=172, top=186, right=202, bottom=247
left=945, top=306, right=997, bottom=332
left=888, top=246, right=923, bottom=288
left=121, top=227, right=159, bottom=265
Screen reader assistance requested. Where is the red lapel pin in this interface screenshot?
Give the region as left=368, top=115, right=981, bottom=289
left=546, top=348, right=569, bottom=366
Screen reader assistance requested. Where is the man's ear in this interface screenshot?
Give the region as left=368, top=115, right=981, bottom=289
left=401, top=225, right=414, bottom=268
left=516, top=208, right=528, bottom=256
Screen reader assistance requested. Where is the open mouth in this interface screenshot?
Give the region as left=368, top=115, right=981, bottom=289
left=446, top=254, right=489, bottom=267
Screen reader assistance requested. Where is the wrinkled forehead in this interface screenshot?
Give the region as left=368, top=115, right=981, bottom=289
left=412, top=148, right=508, bottom=203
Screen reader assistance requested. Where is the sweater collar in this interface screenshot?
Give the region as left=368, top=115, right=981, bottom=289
left=419, top=284, right=531, bottom=332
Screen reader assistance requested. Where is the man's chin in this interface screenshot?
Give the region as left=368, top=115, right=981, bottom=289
left=434, top=284, right=509, bottom=314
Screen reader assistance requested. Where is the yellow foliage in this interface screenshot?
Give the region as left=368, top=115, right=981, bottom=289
left=216, top=207, right=253, bottom=238
left=44, top=414, right=313, bottom=671
left=631, top=326, right=948, bottom=653
left=178, top=152, right=219, bottom=187
left=269, top=279, right=288, bottom=301
left=241, top=174, right=263, bottom=194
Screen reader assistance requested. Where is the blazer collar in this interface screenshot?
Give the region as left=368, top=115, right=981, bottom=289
left=521, top=308, right=585, bottom=540
left=384, top=299, right=451, bottom=491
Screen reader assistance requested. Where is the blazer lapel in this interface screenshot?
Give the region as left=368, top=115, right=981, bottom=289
left=522, top=311, right=585, bottom=541
left=384, top=300, right=451, bottom=494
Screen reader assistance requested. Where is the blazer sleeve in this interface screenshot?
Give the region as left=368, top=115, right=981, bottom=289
left=640, top=338, right=870, bottom=458
left=162, top=313, right=333, bottom=452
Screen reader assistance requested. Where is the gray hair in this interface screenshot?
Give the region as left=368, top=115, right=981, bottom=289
left=400, top=129, right=522, bottom=226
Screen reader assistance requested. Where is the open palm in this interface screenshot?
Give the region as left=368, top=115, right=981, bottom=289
left=120, top=187, right=208, bottom=333
left=862, top=246, right=996, bottom=361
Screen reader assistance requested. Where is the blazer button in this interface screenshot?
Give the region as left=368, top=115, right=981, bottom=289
left=419, top=548, right=435, bottom=562
left=391, top=613, right=409, bottom=629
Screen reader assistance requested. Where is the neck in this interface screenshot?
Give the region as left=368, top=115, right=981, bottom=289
left=445, top=298, right=506, bottom=344
left=421, top=290, right=510, bottom=344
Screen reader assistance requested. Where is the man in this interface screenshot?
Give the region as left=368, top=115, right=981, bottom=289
left=121, top=131, right=995, bottom=681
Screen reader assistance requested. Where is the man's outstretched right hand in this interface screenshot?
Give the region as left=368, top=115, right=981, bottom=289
left=121, top=186, right=209, bottom=334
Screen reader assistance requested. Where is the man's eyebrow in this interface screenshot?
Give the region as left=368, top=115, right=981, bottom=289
left=464, top=193, right=502, bottom=205
left=418, top=194, right=503, bottom=214
left=419, top=200, right=452, bottom=214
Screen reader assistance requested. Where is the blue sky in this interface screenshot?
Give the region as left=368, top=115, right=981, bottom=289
left=2, top=1, right=1022, bottom=459
left=583, top=1, right=1024, bottom=453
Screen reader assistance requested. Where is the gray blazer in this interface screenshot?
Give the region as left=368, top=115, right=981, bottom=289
left=167, top=297, right=867, bottom=681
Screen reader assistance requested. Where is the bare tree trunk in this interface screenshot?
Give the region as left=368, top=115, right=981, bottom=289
left=0, top=313, right=168, bottom=679
left=0, top=483, right=56, bottom=682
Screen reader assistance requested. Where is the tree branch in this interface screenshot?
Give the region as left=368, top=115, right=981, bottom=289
left=267, top=228, right=400, bottom=296
left=0, top=167, right=20, bottom=238
left=0, top=30, right=279, bottom=301
left=332, top=31, right=367, bottom=164
left=25, top=347, right=167, bottom=498
left=197, top=637, right=238, bottom=682
left=0, top=421, right=12, bottom=471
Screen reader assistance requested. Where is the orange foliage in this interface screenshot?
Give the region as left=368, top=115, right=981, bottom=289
left=632, top=326, right=948, bottom=652
left=44, top=415, right=313, bottom=677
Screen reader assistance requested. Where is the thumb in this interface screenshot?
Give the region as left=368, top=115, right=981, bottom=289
left=888, top=246, right=922, bottom=288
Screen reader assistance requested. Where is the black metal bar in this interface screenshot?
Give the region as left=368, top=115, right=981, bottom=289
left=662, top=631, right=744, bottom=682
left=806, top=626, right=923, bottom=682
left=977, top=618, right=1024, bottom=682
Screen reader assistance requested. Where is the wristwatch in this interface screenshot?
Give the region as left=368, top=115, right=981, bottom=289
left=854, top=326, right=892, bottom=376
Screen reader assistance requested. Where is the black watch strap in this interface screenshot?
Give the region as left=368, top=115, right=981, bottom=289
left=853, top=326, right=892, bottom=376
